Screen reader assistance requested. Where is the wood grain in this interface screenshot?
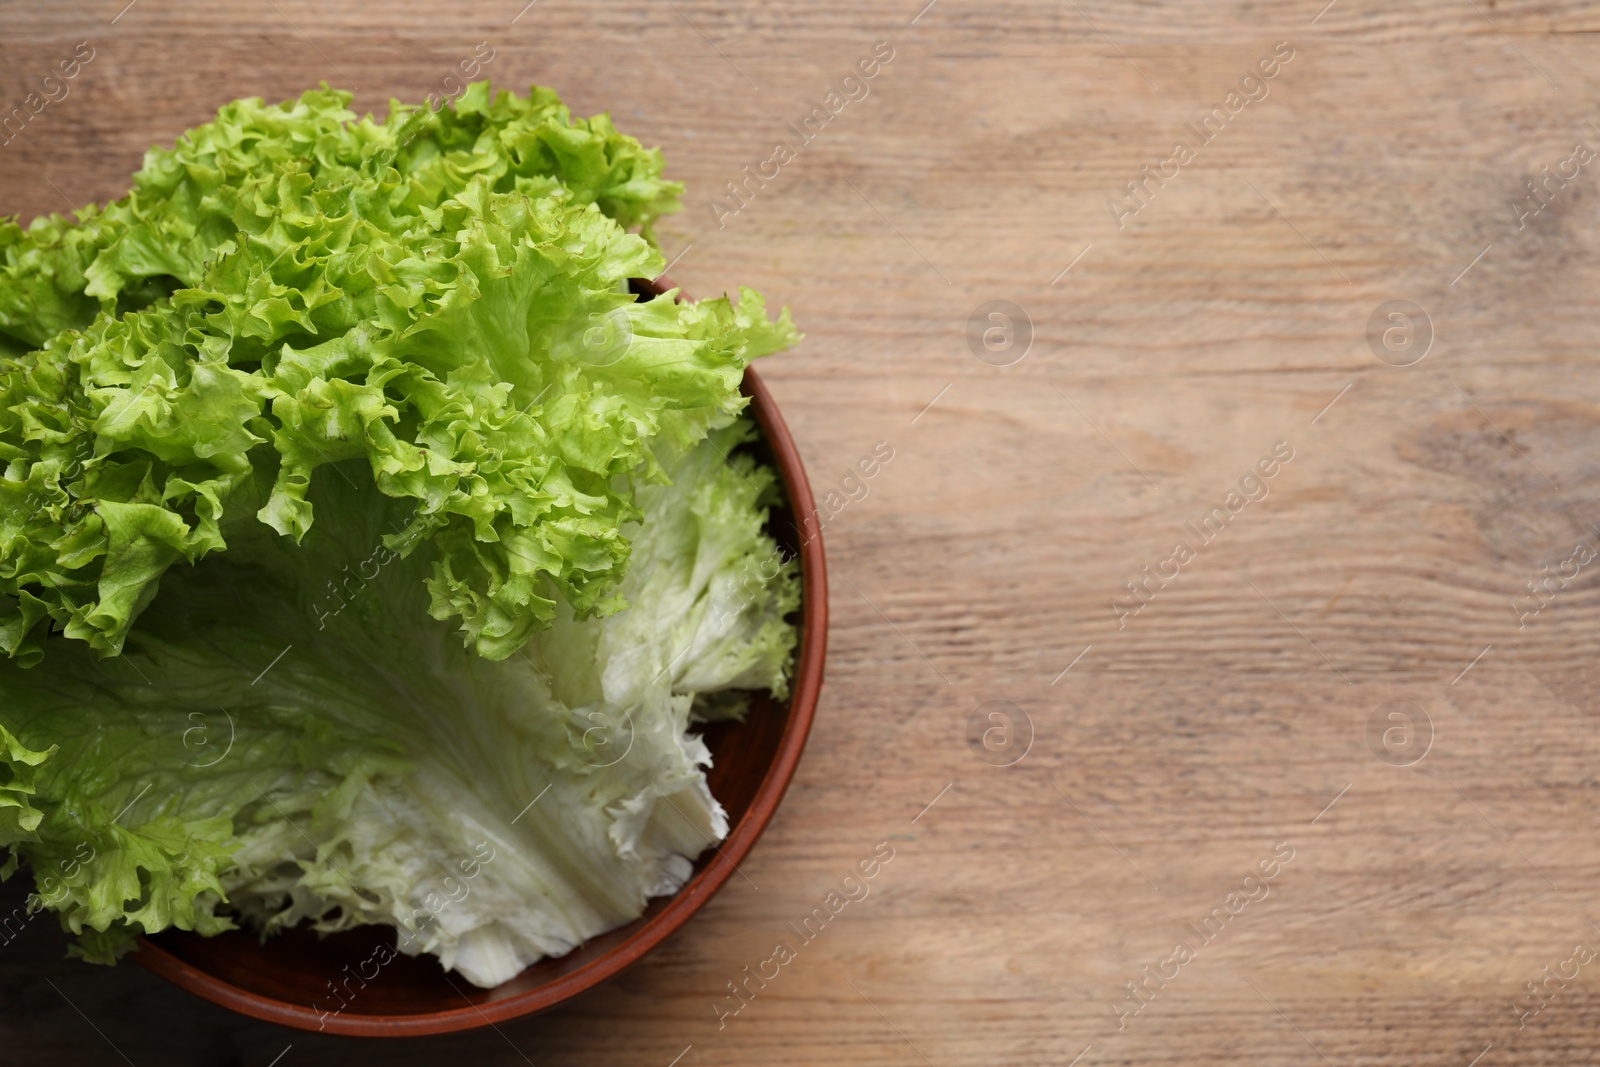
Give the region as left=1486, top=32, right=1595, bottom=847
left=5, top=1, right=1600, bottom=1063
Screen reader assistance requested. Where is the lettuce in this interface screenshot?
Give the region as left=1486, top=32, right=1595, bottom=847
left=0, top=84, right=801, bottom=988
left=0, top=83, right=681, bottom=349
left=0, top=139, right=793, bottom=663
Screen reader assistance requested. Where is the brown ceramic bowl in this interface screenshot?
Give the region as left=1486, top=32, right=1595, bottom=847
left=131, top=277, right=826, bottom=1036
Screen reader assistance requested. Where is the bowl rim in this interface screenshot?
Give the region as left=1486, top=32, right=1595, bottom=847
left=130, top=276, right=827, bottom=1037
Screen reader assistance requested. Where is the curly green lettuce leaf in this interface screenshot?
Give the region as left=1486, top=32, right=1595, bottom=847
left=0, top=722, right=53, bottom=848
left=0, top=174, right=797, bottom=662
left=0, top=82, right=682, bottom=350
left=0, top=426, right=798, bottom=983
left=601, top=419, right=801, bottom=708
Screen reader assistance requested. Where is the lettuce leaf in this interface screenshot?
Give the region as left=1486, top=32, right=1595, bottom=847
left=0, top=425, right=798, bottom=985
left=0, top=169, right=794, bottom=662
left=0, top=82, right=681, bottom=350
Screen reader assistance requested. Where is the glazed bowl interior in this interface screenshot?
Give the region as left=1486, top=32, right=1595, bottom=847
left=130, top=277, right=825, bottom=1037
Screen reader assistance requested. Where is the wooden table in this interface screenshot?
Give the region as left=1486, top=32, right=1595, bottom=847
left=5, top=2, right=1600, bottom=1063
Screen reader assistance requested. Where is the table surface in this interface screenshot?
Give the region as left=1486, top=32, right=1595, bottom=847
left=5, top=1, right=1600, bottom=1064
